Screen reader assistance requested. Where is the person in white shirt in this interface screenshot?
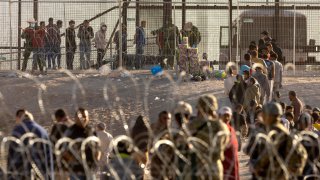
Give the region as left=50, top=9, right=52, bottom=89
left=270, top=53, right=283, bottom=96
left=224, top=65, right=237, bottom=95
left=96, top=122, right=113, bottom=164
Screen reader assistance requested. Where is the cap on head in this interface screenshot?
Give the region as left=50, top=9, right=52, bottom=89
left=262, top=102, right=283, bottom=116
left=27, top=18, right=37, bottom=23
left=218, top=106, right=232, bottom=116
left=197, top=95, right=218, bottom=114
left=174, top=101, right=193, bottom=116
left=261, top=30, right=269, bottom=36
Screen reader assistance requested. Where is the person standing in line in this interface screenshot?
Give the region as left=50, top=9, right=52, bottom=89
left=252, top=66, right=270, bottom=104
left=243, top=77, right=261, bottom=111
left=250, top=50, right=267, bottom=74
left=25, top=21, right=46, bottom=74
left=134, top=20, right=146, bottom=68
left=21, top=18, right=36, bottom=71
left=224, top=65, right=237, bottom=95
left=45, top=17, right=59, bottom=69
left=95, top=122, right=113, bottom=165
left=78, top=20, right=94, bottom=70
left=66, top=20, right=76, bottom=70
left=55, top=20, right=63, bottom=69
left=219, top=106, right=239, bottom=180
left=289, top=91, right=304, bottom=123
left=7, top=109, right=54, bottom=180
left=114, top=24, right=128, bottom=68
left=262, top=49, right=275, bottom=102
left=93, top=23, right=107, bottom=69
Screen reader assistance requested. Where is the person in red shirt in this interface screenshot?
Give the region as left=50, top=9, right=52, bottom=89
left=219, top=106, right=240, bottom=180
left=24, top=21, right=46, bottom=74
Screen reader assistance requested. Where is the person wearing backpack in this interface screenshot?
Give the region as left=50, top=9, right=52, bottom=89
left=248, top=102, right=307, bottom=179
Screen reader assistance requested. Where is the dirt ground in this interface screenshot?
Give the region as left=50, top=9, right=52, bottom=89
left=0, top=70, right=319, bottom=179
left=0, top=70, right=319, bottom=135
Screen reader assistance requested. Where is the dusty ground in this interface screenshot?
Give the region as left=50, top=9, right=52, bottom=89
left=0, top=70, right=319, bottom=179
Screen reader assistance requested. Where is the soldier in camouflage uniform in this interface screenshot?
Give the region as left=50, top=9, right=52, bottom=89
left=245, top=102, right=307, bottom=180
left=180, top=22, right=201, bottom=48
left=152, top=22, right=180, bottom=68
left=21, top=19, right=36, bottom=71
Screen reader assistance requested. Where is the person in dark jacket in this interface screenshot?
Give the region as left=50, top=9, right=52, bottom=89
left=229, top=74, right=247, bottom=106
left=21, top=18, right=36, bottom=71
left=63, top=108, right=101, bottom=180
left=7, top=109, right=54, bottom=180
left=66, top=20, right=76, bottom=70
left=78, top=20, right=94, bottom=70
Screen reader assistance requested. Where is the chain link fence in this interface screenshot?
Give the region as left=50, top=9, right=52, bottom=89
left=1, top=0, right=320, bottom=73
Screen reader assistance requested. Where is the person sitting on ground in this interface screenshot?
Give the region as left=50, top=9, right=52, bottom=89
left=219, top=106, right=240, bottom=180
left=7, top=109, right=54, bottom=180
left=63, top=108, right=101, bottom=180
left=304, top=105, right=313, bottom=115
left=243, top=77, right=261, bottom=111
left=131, top=115, right=149, bottom=164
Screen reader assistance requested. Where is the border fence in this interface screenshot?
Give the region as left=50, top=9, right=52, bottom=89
left=1, top=0, right=320, bottom=73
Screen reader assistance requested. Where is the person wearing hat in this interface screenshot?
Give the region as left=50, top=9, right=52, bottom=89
left=219, top=106, right=239, bottom=180
left=186, top=95, right=230, bottom=180
left=78, top=20, right=94, bottom=70
left=173, top=101, right=193, bottom=127
left=180, top=22, right=201, bottom=48
left=93, top=22, right=108, bottom=69
left=247, top=102, right=307, bottom=179
left=21, top=18, right=37, bottom=71
left=313, top=107, right=320, bottom=114
left=96, top=121, right=113, bottom=165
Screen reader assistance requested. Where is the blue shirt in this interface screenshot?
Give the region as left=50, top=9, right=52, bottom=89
left=7, top=119, right=54, bottom=180
left=135, top=26, right=146, bottom=46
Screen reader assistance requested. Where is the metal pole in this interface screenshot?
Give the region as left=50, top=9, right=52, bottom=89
left=135, top=0, right=140, bottom=27
left=18, top=0, right=22, bottom=70
left=173, top=3, right=177, bottom=69
left=9, top=0, right=13, bottom=70
left=293, top=5, right=296, bottom=75
left=274, top=0, right=280, bottom=40
left=118, top=0, right=123, bottom=69
left=228, top=0, right=233, bottom=62
left=236, top=0, right=240, bottom=63
left=34, top=0, right=38, bottom=22
left=182, top=0, right=186, bottom=28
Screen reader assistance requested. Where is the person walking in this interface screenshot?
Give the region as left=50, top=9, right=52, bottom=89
left=134, top=21, right=146, bottom=69
left=219, top=106, right=239, bottom=180
left=78, top=20, right=94, bottom=70
left=21, top=18, right=36, bottom=71
left=7, top=109, right=54, bottom=180
left=93, top=23, right=107, bottom=69
left=66, top=20, right=77, bottom=70
left=229, top=74, right=247, bottom=106
left=252, top=66, right=270, bottom=104
left=289, top=91, right=303, bottom=123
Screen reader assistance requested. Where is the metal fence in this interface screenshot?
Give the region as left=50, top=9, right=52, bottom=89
left=1, top=0, right=320, bottom=73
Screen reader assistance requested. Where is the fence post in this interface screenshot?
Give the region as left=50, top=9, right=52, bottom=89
left=293, top=4, right=296, bottom=75
left=173, top=3, right=177, bottom=69
left=18, top=0, right=22, bottom=70
left=236, top=0, right=240, bottom=64
left=182, top=0, right=186, bottom=28
left=228, top=0, right=233, bottom=62
left=118, top=0, right=123, bottom=69
left=9, top=0, right=13, bottom=70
